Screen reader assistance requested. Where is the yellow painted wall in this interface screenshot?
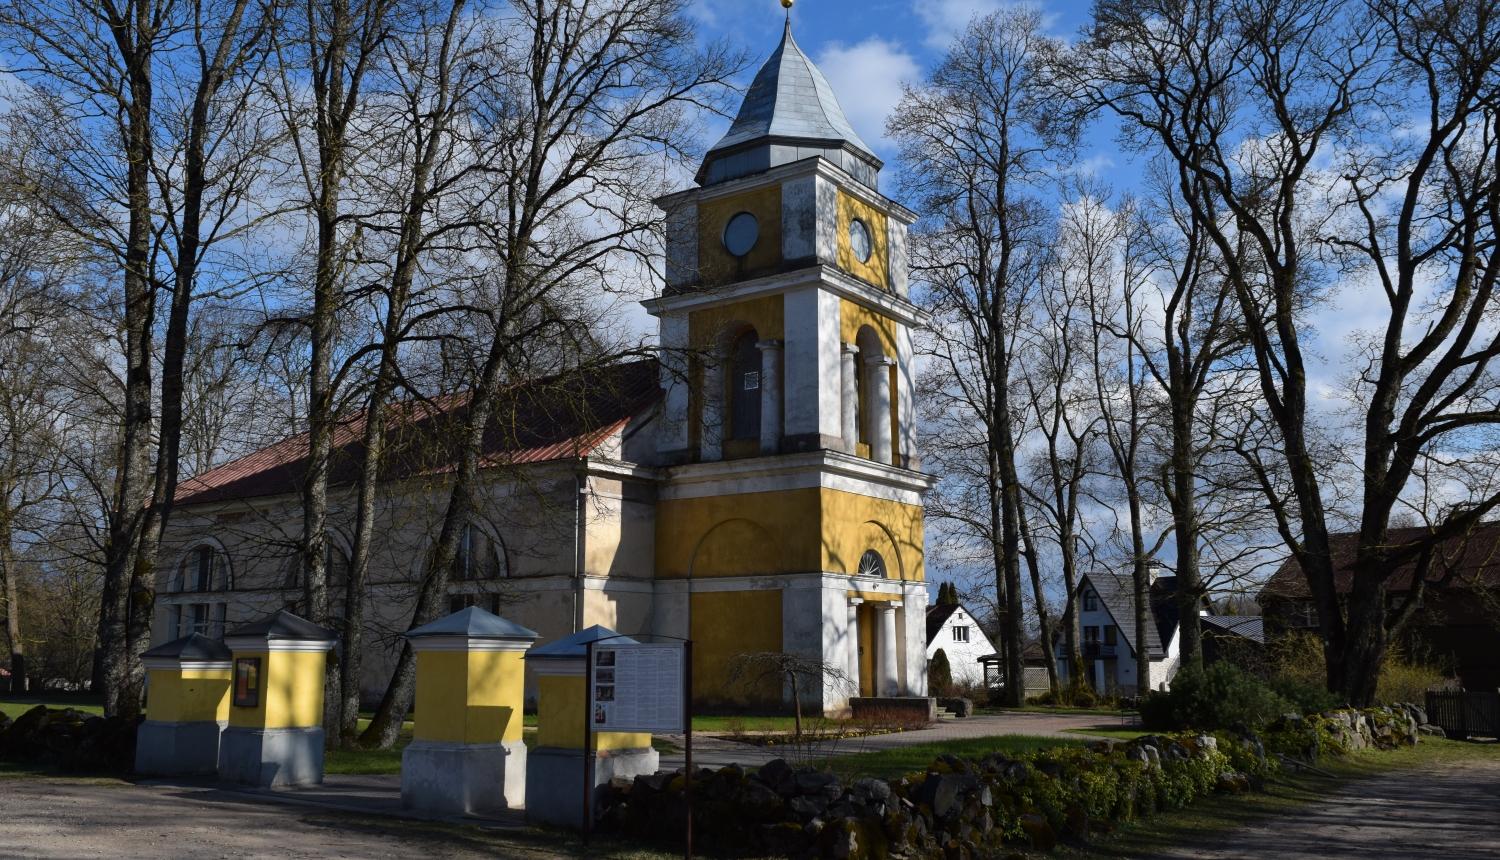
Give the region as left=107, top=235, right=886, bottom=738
left=145, top=668, right=231, bottom=724
left=837, top=191, right=890, bottom=289
left=840, top=299, right=897, bottom=359
left=688, top=296, right=785, bottom=347
left=227, top=650, right=328, bottom=730
left=414, top=650, right=525, bottom=745
left=820, top=490, right=924, bottom=582
left=699, top=187, right=783, bottom=284
left=655, top=488, right=923, bottom=583
left=534, top=674, right=650, bottom=751
left=656, top=489, right=821, bottom=579
left=689, top=590, right=783, bottom=704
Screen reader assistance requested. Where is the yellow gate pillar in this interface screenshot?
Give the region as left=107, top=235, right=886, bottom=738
left=401, top=607, right=539, bottom=814
left=524, top=625, right=658, bottom=828
left=136, top=633, right=233, bottom=776
left=218, top=611, right=337, bottom=787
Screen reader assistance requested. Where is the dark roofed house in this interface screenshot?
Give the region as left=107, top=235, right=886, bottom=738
left=1201, top=615, right=1266, bottom=669
left=1259, top=525, right=1500, bottom=690
left=1061, top=570, right=1185, bottom=695
left=924, top=603, right=997, bottom=690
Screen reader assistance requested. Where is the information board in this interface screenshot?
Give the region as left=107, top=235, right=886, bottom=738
left=589, top=643, right=685, bottom=734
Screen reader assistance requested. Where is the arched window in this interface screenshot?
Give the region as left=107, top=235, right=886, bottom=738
left=730, top=329, right=761, bottom=440
left=858, top=549, right=887, bottom=579
left=177, top=546, right=221, bottom=593
left=453, top=524, right=506, bottom=581
left=284, top=541, right=348, bottom=590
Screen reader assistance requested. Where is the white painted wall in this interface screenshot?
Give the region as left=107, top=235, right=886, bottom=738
left=926, top=606, right=996, bottom=687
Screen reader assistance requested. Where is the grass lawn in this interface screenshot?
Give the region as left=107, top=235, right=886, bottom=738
left=1, top=697, right=105, bottom=720
left=324, top=723, right=684, bottom=775
left=812, top=734, right=1089, bottom=781
left=1059, top=738, right=1500, bottom=858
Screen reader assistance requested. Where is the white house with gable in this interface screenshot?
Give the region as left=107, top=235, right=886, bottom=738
left=926, top=603, right=997, bottom=687
left=1057, top=569, right=1184, bottom=695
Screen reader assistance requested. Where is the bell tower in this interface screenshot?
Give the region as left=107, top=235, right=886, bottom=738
left=646, top=21, right=934, bottom=715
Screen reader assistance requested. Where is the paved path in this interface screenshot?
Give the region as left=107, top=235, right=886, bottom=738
left=0, top=777, right=532, bottom=860
left=1150, top=756, right=1500, bottom=859
left=659, top=712, right=1121, bottom=770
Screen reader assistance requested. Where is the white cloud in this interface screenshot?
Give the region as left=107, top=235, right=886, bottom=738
left=815, top=37, right=921, bottom=155
left=917, top=0, right=1005, bottom=48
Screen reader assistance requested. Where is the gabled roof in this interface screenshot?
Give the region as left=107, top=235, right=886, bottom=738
left=1260, top=523, right=1500, bottom=600
left=1081, top=573, right=1181, bottom=658
left=926, top=604, right=961, bottom=645
left=174, top=360, right=660, bottom=507
left=525, top=625, right=636, bottom=660
left=406, top=606, right=539, bottom=641
left=1202, top=615, right=1265, bottom=644
left=698, top=22, right=882, bottom=188
left=141, top=632, right=234, bottom=662
left=224, top=610, right=336, bottom=643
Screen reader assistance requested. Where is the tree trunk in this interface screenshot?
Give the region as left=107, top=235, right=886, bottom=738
left=1, top=512, right=24, bottom=694
left=96, top=15, right=159, bottom=718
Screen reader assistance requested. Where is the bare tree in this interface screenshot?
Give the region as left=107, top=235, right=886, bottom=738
left=357, top=0, right=744, bottom=747
left=892, top=8, right=1079, bottom=706
left=725, top=652, right=854, bottom=741
left=1071, top=0, right=1500, bottom=703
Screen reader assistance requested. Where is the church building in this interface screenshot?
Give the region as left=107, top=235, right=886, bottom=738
left=151, top=22, right=933, bottom=716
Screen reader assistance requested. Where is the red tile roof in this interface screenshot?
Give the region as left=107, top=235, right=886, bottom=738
left=1260, top=523, right=1500, bottom=599
left=175, top=360, right=661, bottom=507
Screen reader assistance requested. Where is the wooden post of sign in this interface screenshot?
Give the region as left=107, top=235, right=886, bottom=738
left=684, top=640, right=693, bottom=860
left=583, top=640, right=594, bottom=845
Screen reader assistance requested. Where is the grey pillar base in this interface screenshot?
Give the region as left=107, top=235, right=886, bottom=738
left=524, top=745, right=659, bottom=828
left=401, top=739, right=527, bottom=814
left=135, top=720, right=225, bottom=776
left=217, top=725, right=324, bottom=788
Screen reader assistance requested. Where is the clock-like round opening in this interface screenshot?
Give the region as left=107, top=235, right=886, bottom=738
left=849, top=218, right=873, bottom=264
left=723, top=212, right=760, bottom=257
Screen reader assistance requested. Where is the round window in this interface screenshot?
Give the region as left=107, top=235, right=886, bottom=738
left=849, top=219, right=873, bottom=263
left=858, top=549, right=887, bottom=578
left=723, top=212, right=760, bottom=257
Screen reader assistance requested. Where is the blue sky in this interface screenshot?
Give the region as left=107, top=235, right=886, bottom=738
left=689, top=0, right=1117, bottom=178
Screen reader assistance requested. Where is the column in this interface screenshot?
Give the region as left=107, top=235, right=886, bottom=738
left=402, top=606, right=539, bottom=814
left=757, top=339, right=784, bottom=455
left=865, top=355, right=896, bottom=465
left=841, top=343, right=860, bottom=453
left=878, top=602, right=901, bottom=697
left=701, top=355, right=725, bottom=462
left=846, top=598, right=863, bottom=700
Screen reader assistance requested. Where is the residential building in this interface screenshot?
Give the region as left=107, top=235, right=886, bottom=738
left=1058, top=570, right=1183, bottom=695
left=925, top=603, right=997, bottom=688
left=1259, top=525, right=1500, bottom=690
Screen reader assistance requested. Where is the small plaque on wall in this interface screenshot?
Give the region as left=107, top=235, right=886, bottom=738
left=234, top=657, right=261, bottom=708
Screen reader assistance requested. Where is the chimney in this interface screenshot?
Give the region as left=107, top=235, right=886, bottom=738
left=1147, top=564, right=1161, bottom=585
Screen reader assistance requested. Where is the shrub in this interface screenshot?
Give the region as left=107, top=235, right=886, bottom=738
left=1269, top=676, right=1343, bottom=715
left=1140, top=662, right=1289, bottom=731
left=928, top=648, right=953, bottom=697
left=1376, top=641, right=1455, bottom=704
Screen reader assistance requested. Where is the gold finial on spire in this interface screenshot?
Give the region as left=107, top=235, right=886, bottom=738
left=781, top=0, right=793, bottom=8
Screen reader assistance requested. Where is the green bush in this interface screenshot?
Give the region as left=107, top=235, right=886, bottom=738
left=929, top=648, right=953, bottom=697
left=1140, top=662, right=1289, bottom=731
left=1269, top=676, right=1343, bottom=715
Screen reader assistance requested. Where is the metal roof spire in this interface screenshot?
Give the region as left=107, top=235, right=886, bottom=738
left=697, top=14, right=882, bottom=188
